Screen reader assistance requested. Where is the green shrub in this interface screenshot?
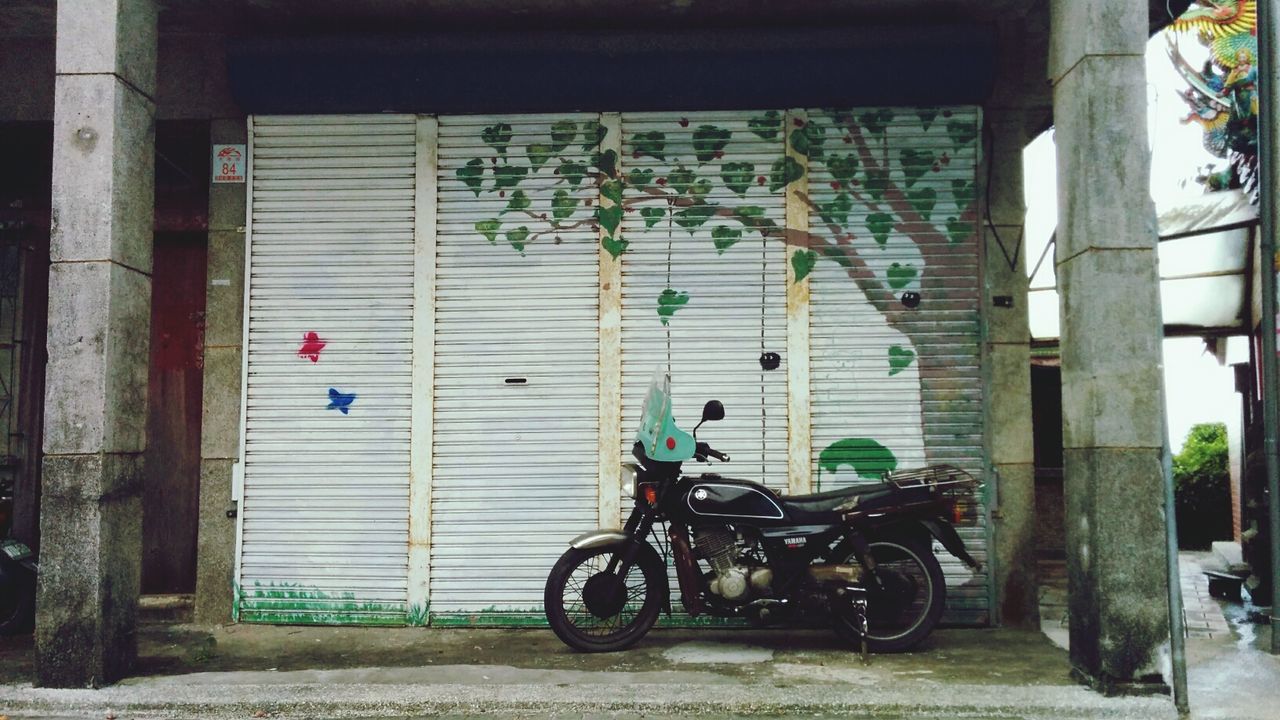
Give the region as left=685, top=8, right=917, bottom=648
left=1173, top=422, right=1232, bottom=549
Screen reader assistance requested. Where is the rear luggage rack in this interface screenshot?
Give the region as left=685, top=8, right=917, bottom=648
left=884, top=464, right=979, bottom=498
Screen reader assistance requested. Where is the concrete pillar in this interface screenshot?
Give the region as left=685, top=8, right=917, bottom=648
left=37, top=0, right=158, bottom=687
left=194, top=118, right=247, bottom=624
left=1050, top=0, right=1171, bottom=691
left=983, top=111, right=1039, bottom=628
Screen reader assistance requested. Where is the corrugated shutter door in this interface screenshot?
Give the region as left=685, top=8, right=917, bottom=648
left=619, top=112, right=788, bottom=491
left=431, top=114, right=602, bottom=619
left=805, top=106, right=988, bottom=624
left=238, top=115, right=417, bottom=625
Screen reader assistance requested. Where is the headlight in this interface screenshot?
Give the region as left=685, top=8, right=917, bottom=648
left=620, top=463, right=640, bottom=499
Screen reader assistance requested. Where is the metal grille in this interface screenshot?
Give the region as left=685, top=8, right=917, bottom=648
left=618, top=111, right=788, bottom=491
left=238, top=115, right=417, bottom=625
left=805, top=106, right=988, bottom=625
left=430, top=113, right=602, bottom=617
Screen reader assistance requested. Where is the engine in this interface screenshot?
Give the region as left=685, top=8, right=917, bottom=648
left=692, top=527, right=772, bottom=603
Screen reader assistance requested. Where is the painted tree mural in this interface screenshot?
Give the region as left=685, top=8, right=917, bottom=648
left=451, top=109, right=980, bottom=484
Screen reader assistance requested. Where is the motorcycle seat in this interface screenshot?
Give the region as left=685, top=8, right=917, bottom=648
left=780, top=483, right=898, bottom=519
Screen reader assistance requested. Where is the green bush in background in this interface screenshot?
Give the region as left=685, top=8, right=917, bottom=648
left=1173, top=422, right=1233, bottom=550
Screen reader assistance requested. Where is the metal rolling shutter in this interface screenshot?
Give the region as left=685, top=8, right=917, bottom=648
left=806, top=106, right=989, bottom=624
left=619, top=111, right=788, bottom=492
left=238, top=115, right=417, bottom=625
left=430, top=113, right=602, bottom=620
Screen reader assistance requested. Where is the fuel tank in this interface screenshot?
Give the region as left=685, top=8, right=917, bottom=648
left=679, top=475, right=789, bottom=525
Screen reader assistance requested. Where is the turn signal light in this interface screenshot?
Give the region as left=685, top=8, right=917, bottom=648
left=951, top=500, right=965, bottom=525
left=643, top=484, right=659, bottom=505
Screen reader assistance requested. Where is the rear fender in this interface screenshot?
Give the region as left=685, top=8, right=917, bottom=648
left=920, top=519, right=982, bottom=570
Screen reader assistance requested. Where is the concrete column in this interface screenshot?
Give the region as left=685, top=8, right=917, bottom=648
left=1050, top=0, right=1171, bottom=691
left=37, top=0, right=158, bottom=688
left=982, top=111, right=1039, bottom=628
left=194, top=118, right=247, bottom=625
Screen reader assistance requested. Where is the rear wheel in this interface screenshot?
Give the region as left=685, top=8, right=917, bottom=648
left=544, top=541, right=666, bottom=652
left=834, top=535, right=945, bottom=653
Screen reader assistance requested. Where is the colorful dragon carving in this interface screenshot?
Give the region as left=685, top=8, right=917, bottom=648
left=1166, top=1, right=1258, bottom=195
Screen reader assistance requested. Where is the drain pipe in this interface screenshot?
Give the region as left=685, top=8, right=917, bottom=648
left=1160, top=386, right=1190, bottom=713
left=1260, top=0, right=1280, bottom=657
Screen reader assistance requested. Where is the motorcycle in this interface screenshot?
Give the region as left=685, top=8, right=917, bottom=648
left=0, top=481, right=37, bottom=635
left=544, top=371, right=982, bottom=654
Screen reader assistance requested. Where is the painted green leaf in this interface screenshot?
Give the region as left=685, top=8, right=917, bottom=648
left=657, top=288, right=690, bottom=325
left=946, top=216, right=972, bottom=244
left=947, top=119, right=977, bottom=149
left=527, top=143, right=553, bottom=169
left=865, top=212, right=894, bottom=245
left=667, top=166, right=697, bottom=195
left=689, top=179, right=714, bottom=198
left=503, top=189, right=531, bottom=214
left=712, top=226, right=741, bottom=254
left=951, top=179, right=975, bottom=208
left=673, top=204, right=717, bottom=232
left=581, top=120, right=606, bottom=150
left=506, top=226, right=530, bottom=253
left=551, top=189, right=577, bottom=220
left=628, top=168, right=655, bottom=190
left=550, top=120, right=577, bottom=153
left=864, top=168, right=890, bottom=201
left=457, top=158, right=485, bottom=196
left=791, top=249, right=817, bottom=282
left=481, top=123, right=513, bottom=155
left=600, top=179, right=624, bottom=205
left=493, top=164, right=527, bottom=190
left=907, top=187, right=937, bottom=220
left=888, top=345, right=916, bottom=376
left=827, top=154, right=859, bottom=185
left=791, top=123, right=826, bottom=161
left=917, top=109, right=939, bottom=131
left=692, top=124, right=731, bottom=162
left=887, top=262, right=917, bottom=289
left=768, top=156, right=805, bottom=192
left=749, top=110, right=781, bottom=140
left=602, top=234, right=629, bottom=259
left=818, top=438, right=898, bottom=481
left=721, top=162, right=755, bottom=196
left=559, top=160, right=588, bottom=187
left=633, top=131, right=667, bottom=160
left=818, top=192, right=853, bottom=226
left=899, top=148, right=934, bottom=189
left=592, top=149, right=618, bottom=178
left=857, top=109, right=895, bottom=136
left=475, top=219, right=500, bottom=244
left=641, top=207, right=667, bottom=228
left=597, top=204, right=623, bottom=235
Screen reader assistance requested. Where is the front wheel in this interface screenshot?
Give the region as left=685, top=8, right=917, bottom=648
left=835, top=535, right=946, bottom=653
left=544, top=541, right=666, bottom=652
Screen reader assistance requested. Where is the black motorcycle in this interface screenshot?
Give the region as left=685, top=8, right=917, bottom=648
left=544, top=372, right=981, bottom=654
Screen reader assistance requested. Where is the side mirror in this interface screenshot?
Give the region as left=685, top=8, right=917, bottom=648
left=701, top=400, right=725, bottom=423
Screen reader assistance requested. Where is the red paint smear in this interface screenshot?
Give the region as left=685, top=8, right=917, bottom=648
left=299, top=331, right=326, bottom=363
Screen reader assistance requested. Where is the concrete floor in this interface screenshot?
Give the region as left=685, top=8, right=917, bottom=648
left=0, top=553, right=1276, bottom=719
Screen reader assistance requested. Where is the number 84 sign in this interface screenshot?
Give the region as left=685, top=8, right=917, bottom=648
left=212, top=144, right=246, bottom=183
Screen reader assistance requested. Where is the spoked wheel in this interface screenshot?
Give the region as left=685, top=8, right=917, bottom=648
left=544, top=541, right=666, bottom=652
left=835, top=535, right=945, bottom=653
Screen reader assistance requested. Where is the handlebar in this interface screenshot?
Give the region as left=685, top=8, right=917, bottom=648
left=695, top=442, right=730, bottom=463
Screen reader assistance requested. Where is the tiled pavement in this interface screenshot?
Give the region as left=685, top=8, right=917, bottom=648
left=1037, top=552, right=1232, bottom=641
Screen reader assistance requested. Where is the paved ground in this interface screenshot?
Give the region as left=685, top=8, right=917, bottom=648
left=0, top=552, right=1275, bottom=719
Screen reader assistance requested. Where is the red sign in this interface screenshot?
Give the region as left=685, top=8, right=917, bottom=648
left=212, top=144, right=246, bottom=183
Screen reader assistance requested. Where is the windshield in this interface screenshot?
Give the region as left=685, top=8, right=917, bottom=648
left=635, top=368, right=695, bottom=462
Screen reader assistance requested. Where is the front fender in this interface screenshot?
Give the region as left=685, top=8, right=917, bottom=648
left=569, top=529, right=630, bottom=550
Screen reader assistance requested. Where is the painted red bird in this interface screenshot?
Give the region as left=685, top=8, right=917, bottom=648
left=298, top=331, right=326, bottom=363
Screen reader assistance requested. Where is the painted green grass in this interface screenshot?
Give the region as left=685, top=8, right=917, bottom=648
left=237, top=582, right=407, bottom=627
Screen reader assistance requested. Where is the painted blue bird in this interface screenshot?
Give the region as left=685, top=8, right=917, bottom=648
left=327, top=388, right=356, bottom=415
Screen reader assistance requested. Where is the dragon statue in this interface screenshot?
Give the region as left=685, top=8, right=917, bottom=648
left=1165, top=0, right=1258, bottom=196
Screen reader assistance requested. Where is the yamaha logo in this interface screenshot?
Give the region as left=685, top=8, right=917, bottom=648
left=694, top=488, right=708, bottom=501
